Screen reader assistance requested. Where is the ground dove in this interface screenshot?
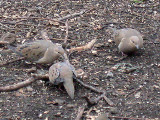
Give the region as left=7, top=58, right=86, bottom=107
left=113, top=28, right=143, bottom=54
left=8, top=40, right=65, bottom=64
left=49, top=58, right=77, bottom=99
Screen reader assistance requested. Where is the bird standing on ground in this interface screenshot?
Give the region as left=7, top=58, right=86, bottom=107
left=8, top=40, right=65, bottom=64
left=49, top=58, right=77, bottom=99
left=112, top=28, right=143, bottom=54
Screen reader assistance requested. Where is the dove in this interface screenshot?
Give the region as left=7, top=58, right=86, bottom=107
left=113, top=28, right=143, bottom=54
left=8, top=40, right=65, bottom=64
left=49, top=59, right=77, bottom=99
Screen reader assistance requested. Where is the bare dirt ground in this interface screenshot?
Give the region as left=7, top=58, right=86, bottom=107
left=0, top=0, right=160, bottom=120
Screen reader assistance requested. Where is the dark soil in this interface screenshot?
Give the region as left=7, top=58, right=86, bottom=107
left=0, top=0, right=159, bottom=120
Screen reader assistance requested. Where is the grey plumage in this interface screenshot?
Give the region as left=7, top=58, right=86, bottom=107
left=113, top=28, right=143, bottom=54
left=49, top=59, right=76, bottom=99
left=8, top=40, right=65, bottom=64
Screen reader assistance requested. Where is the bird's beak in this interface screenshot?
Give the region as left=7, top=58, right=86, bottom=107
left=135, top=45, right=139, bottom=49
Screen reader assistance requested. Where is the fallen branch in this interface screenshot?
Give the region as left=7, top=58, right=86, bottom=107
left=64, top=20, right=69, bottom=44
left=75, top=106, right=85, bottom=120
left=83, top=91, right=114, bottom=106
left=0, top=74, right=49, bottom=92
left=1, top=16, right=65, bottom=24
left=0, top=57, right=25, bottom=67
left=75, top=78, right=103, bottom=93
left=83, top=93, right=104, bottom=105
left=31, top=74, right=49, bottom=80
left=0, top=41, right=10, bottom=45
left=0, top=78, right=36, bottom=92
left=108, top=116, right=145, bottom=120
left=68, top=39, right=97, bottom=53
left=58, top=8, right=92, bottom=21
left=103, top=95, right=114, bottom=106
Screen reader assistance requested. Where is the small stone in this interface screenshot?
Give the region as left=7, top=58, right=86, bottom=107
left=44, top=111, right=49, bottom=114
left=135, top=92, right=141, bottom=98
left=0, top=99, right=3, bottom=102
left=91, top=50, right=97, bottom=55
left=111, top=66, right=118, bottom=70
left=108, top=39, right=113, bottom=43
left=55, top=112, right=61, bottom=117
left=44, top=117, right=48, bottom=120
left=26, top=86, right=33, bottom=92
left=105, top=71, right=114, bottom=78
left=55, top=99, right=65, bottom=105
left=38, top=113, right=43, bottom=118
left=106, top=56, right=113, bottom=60
left=110, top=107, right=118, bottom=114
left=66, top=104, right=75, bottom=108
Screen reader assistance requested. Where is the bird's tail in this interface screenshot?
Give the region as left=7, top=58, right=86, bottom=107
left=63, top=78, right=75, bottom=99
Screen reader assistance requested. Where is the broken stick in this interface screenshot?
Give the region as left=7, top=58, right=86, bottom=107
left=64, top=20, right=69, bottom=44
left=68, top=39, right=97, bottom=53
left=75, top=106, right=85, bottom=120
left=0, top=57, right=25, bottom=67
left=0, top=78, right=36, bottom=92
left=75, top=78, right=103, bottom=93
left=0, top=74, right=48, bottom=92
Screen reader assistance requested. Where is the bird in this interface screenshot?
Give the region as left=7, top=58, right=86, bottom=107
left=49, top=58, right=77, bottom=99
left=8, top=40, right=65, bottom=64
left=112, top=28, right=143, bottom=54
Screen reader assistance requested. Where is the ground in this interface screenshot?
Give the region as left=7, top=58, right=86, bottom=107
left=0, top=0, right=160, bottom=120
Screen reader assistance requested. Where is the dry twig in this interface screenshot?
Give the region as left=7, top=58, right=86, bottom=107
left=58, top=9, right=86, bottom=21
left=1, top=17, right=65, bottom=24
left=0, top=41, right=10, bottom=45
left=0, top=74, right=49, bottom=92
left=75, top=106, right=85, bottom=120
left=64, top=20, right=69, bottom=44
left=69, top=39, right=97, bottom=53
left=0, top=57, right=25, bottom=67
left=103, top=95, right=114, bottom=106
left=75, top=78, right=103, bottom=93
left=0, top=78, right=36, bottom=92
left=108, top=116, right=145, bottom=120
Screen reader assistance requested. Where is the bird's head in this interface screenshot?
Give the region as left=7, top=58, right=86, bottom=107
left=55, top=43, right=65, bottom=54
left=130, top=36, right=140, bottom=49
left=55, top=43, right=69, bottom=60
